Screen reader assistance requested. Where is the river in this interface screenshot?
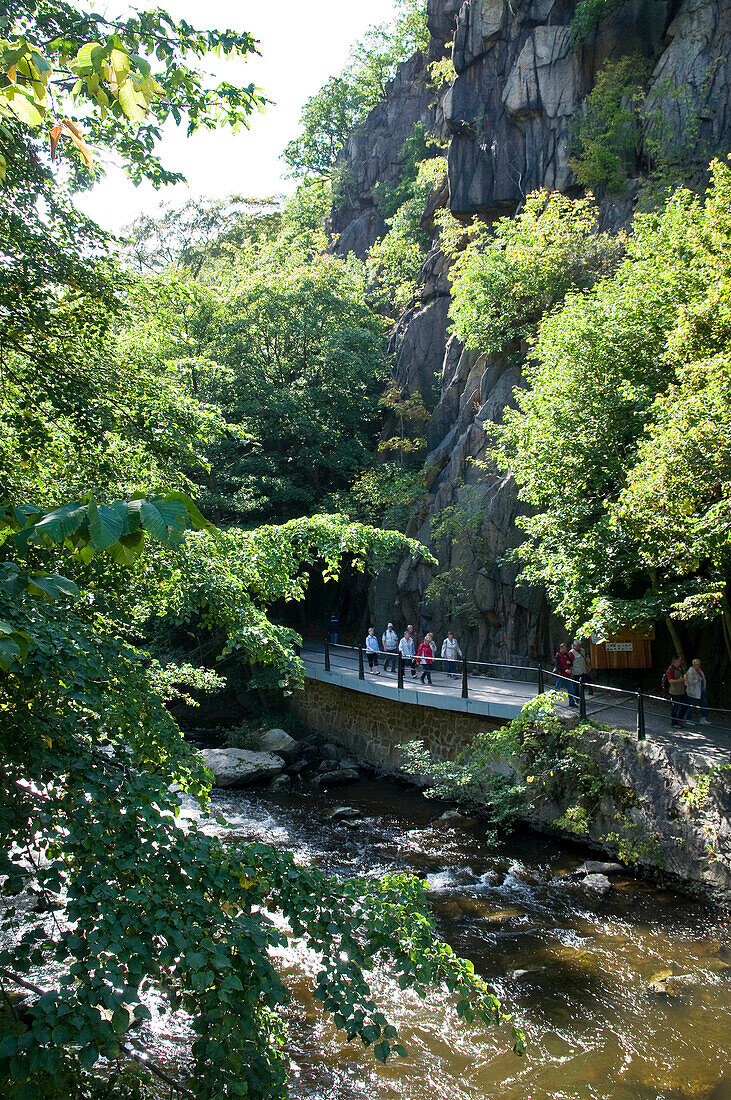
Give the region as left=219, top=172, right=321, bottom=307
left=165, top=776, right=730, bottom=1100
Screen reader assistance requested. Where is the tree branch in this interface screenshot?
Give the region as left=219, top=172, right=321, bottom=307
left=0, top=969, right=195, bottom=1098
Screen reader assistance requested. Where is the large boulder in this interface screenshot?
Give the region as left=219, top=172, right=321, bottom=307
left=260, top=728, right=301, bottom=763
left=201, top=748, right=285, bottom=788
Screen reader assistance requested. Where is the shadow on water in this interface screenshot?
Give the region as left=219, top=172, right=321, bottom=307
left=179, top=776, right=729, bottom=1100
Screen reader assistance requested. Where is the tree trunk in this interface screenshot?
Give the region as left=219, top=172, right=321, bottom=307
left=663, top=614, right=686, bottom=664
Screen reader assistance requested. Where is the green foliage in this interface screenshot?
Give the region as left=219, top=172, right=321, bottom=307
left=367, top=155, right=446, bottom=313
left=0, top=1, right=263, bottom=187
left=400, top=736, right=526, bottom=845
left=0, top=591, right=517, bottom=1098
left=568, top=57, right=648, bottom=192
left=447, top=190, right=624, bottom=355
left=568, top=0, right=633, bottom=45
left=428, top=50, right=457, bottom=94
left=196, top=257, right=387, bottom=521
left=402, top=694, right=611, bottom=844
left=283, top=1, right=428, bottom=179
left=124, top=196, right=281, bottom=277
left=327, top=463, right=427, bottom=530
left=133, top=514, right=435, bottom=694
left=499, top=158, right=731, bottom=641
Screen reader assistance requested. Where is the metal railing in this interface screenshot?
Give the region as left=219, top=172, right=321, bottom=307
left=300, top=641, right=731, bottom=745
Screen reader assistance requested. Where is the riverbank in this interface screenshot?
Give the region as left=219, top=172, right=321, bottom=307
left=288, top=686, right=731, bottom=901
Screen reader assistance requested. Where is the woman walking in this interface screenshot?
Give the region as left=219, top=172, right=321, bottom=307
left=417, top=633, right=435, bottom=685
left=365, top=627, right=380, bottom=674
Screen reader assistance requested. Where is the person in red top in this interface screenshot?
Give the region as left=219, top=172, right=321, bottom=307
left=554, top=642, right=577, bottom=707
left=417, top=633, right=435, bottom=685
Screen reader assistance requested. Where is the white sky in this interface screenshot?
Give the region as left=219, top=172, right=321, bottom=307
left=76, top=0, right=398, bottom=233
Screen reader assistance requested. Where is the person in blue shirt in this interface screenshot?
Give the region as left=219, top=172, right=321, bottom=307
left=365, top=627, right=380, bottom=674
left=398, top=630, right=416, bottom=678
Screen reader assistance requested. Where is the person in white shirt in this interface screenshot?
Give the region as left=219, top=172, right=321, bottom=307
left=686, top=658, right=710, bottom=724
left=398, top=630, right=416, bottom=678
left=382, top=623, right=399, bottom=672
left=440, top=631, right=463, bottom=678
left=365, top=627, right=380, bottom=674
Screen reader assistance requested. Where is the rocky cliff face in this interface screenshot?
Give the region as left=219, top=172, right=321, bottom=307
left=332, top=0, right=731, bottom=661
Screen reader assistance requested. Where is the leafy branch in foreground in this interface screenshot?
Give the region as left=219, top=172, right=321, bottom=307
left=1, top=0, right=264, bottom=184
left=0, top=508, right=521, bottom=1099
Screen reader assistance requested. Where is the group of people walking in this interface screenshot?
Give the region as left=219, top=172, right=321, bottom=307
left=665, top=656, right=710, bottom=727
left=363, top=624, right=463, bottom=685
left=553, top=640, right=592, bottom=708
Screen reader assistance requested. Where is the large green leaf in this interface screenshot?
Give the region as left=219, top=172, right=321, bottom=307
left=107, top=529, right=146, bottom=566
left=88, top=501, right=127, bottom=551
left=30, top=503, right=87, bottom=544
left=138, top=500, right=169, bottom=542
left=25, top=573, right=80, bottom=601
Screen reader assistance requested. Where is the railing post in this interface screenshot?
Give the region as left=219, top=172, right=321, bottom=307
left=579, top=677, right=587, bottom=719
left=397, top=652, right=404, bottom=691
left=324, top=639, right=330, bottom=672
left=537, top=662, right=545, bottom=695
left=636, top=691, right=646, bottom=740
left=358, top=644, right=365, bottom=681
left=461, top=656, right=469, bottom=700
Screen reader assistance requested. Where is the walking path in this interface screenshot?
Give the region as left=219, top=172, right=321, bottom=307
left=301, top=643, right=730, bottom=766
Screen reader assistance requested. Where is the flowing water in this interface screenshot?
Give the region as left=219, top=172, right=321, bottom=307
left=170, top=777, right=730, bottom=1100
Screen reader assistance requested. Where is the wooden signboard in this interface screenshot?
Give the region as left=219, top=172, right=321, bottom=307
left=590, top=628, right=655, bottom=671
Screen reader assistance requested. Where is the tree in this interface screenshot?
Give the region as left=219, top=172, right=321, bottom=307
left=497, top=159, right=731, bottom=648
left=0, top=2, right=265, bottom=505
left=123, top=196, right=280, bottom=277
left=282, top=1, right=428, bottom=179
left=446, top=189, right=624, bottom=357
left=367, top=151, right=446, bottom=315
left=0, top=1, right=263, bottom=186
left=612, top=160, right=731, bottom=658
left=0, top=507, right=522, bottom=1099
left=568, top=56, right=648, bottom=192
left=199, top=257, right=388, bottom=521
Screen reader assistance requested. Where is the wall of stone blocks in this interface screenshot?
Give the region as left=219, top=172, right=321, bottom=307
left=289, top=678, right=502, bottom=771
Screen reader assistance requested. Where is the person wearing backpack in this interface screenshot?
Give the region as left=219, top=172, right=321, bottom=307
left=665, top=656, right=688, bottom=727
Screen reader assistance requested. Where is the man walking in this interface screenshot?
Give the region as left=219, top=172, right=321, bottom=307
left=382, top=622, right=399, bottom=672
left=554, top=643, right=576, bottom=706
left=440, top=631, right=463, bottom=678
left=666, top=656, right=688, bottom=728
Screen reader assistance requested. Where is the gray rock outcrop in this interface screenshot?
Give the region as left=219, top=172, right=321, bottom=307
left=329, top=0, right=731, bottom=664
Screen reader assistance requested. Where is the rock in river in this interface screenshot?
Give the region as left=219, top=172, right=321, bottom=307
left=581, top=873, right=612, bottom=896
left=201, top=748, right=285, bottom=788
left=260, top=728, right=301, bottom=763
left=577, top=860, right=625, bottom=877
left=313, top=768, right=360, bottom=787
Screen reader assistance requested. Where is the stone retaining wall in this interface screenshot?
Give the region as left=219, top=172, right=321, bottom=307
left=289, top=678, right=500, bottom=771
